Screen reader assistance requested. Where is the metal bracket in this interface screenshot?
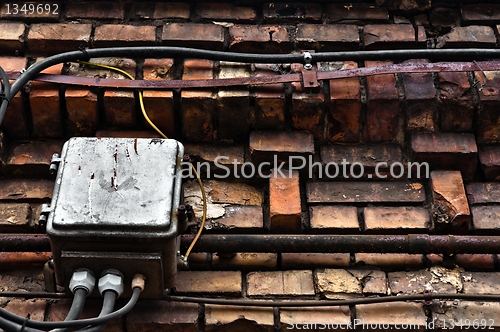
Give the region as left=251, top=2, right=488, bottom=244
left=39, top=204, right=51, bottom=227
left=49, top=153, right=62, bottom=175
left=300, top=51, right=320, bottom=91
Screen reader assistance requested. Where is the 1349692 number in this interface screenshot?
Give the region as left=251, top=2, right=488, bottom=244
left=439, top=319, right=495, bottom=330
left=4, top=3, right=59, bottom=15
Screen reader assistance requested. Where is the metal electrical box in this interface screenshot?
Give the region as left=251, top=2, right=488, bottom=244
left=46, top=137, right=184, bottom=298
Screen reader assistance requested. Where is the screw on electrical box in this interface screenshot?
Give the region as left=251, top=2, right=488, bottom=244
left=49, top=153, right=62, bottom=175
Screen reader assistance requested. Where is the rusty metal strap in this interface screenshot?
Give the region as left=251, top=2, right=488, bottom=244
left=6, top=61, right=500, bottom=90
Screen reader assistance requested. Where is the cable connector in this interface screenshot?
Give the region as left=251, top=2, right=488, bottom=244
left=69, top=269, right=95, bottom=295
left=98, top=269, right=124, bottom=298
left=131, top=274, right=146, bottom=292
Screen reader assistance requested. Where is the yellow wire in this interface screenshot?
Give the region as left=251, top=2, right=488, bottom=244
left=75, top=61, right=207, bottom=262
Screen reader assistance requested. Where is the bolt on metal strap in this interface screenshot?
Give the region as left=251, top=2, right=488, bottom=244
left=303, top=52, right=313, bottom=70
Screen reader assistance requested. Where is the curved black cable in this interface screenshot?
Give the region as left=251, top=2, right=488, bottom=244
left=0, top=64, right=11, bottom=127
left=78, top=291, right=117, bottom=332
left=51, top=288, right=87, bottom=332
left=0, top=287, right=140, bottom=329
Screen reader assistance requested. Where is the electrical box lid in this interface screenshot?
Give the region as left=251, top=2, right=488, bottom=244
left=47, top=137, right=183, bottom=237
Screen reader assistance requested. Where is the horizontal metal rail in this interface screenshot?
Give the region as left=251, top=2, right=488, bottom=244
left=3, top=234, right=500, bottom=255
left=5, top=60, right=500, bottom=90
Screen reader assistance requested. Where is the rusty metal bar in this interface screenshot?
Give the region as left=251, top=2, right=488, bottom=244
left=3, top=234, right=500, bottom=254
left=6, top=60, right=500, bottom=90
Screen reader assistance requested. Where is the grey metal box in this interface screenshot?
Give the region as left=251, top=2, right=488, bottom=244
left=46, top=137, right=184, bottom=298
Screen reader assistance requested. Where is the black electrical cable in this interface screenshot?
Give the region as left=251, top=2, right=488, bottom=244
left=0, top=292, right=67, bottom=299
left=78, top=291, right=117, bottom=332
left=51, top=288, right=87, bottom=332
left=0, top=287, right=140, bottom=329
left=0, top=64, right=11, bottom=127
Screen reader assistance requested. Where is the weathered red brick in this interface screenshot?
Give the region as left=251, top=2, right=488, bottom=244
left=65, top=89, right=98, bottom=136
left=364, top=60, right=399, bottom=142
left=0, top=269, right=45, bottom=299
left=328, top=61, right=361, bottom=143
left=131, top=2, right=190, bottom=19
left=210, top=181, right=262, bottom=206
left=184, top=143, right=244, bottom=178
left=247, top=270, right=314, bottom=296
left=269, top=170, right=301, bottom=233
left=175, top=271, right=242, bottom=296
left=4, top=299, right=45, bottom=322
left=263, top=2, right=322, bottom=21
left=206, top=305, right=274, bottom=332
left=253, top=64, right=286, bottom=130
left=94, top=24, right=156, bottom=47
left=104, top=91, right=136, bottom=128
left=364, top=24, right=422, bottom=50
left=364, top=206, right=430, bottom=233
left=401, top=59, right=438, bottom=132
left=436, top=26, right=496, bottom=48
left=327, top=5, right=389, bottom=23
left=320, top=143, right=402, bottom=179
left=411, top=133, right=478, bottom=180
left=438, top=71, right=474, bottom=132
left=196, top=3, right=256, bottom=21
left=212, top=253, right=277, bottom=271
left=217, top=63, right=252, bottom=140
left=0, top=57, right=28, bottom=138
left=249, top=131, right=314, bottom=167
left=65, top=2, right=125, bottom=19
left=0, top=179, right=53, bottom=200
left=163, top=23, right=224, bottom=50
left=462, top=272, right=500, bottom=294
left=281, top=307, right=351, bottom=331
left=27, top=23, right=92, bottom=54
left=211, top=206, right=264, bottom=231
left=478, top=145, right=500, bottom=181
left=181, top=91, right=216, bottom=142
left=430, top=7, right=460, bottom=27
left=0, top=22, right=25, bottom=54
left=6, top=139, right=64, bottom=175
left=127, top=301, right=198, bottom=332
left=229, top=25, right=290, bottom=53
left=0, top=203, right=31, bottom=232
left=30, top=61, right=63, bottom=137
left=309, top=206, right=359, bottom=233
left=356, top=302, right=427, bottom=331
left=291, top=91, right=325, bottom=140
left=281, top=253, right=351, bottom=269
left=389, top=268, right=461, bottom=295
left=466, top=182, right=500, bottom=205
left=461, top=4, right=500, bottom=23
left=307, top=182, right=425, bottom=204
left=296, top=24, right=360, bottom=51
left=315, top=269, right=387, bottom=298
left=470, top=206, right=500, bottom=234
left=476, top=70, right=500, bottom=143
left=430, top=171, right=471, bottom=233
left=355, top=253, right=424, bottom=269
left=142, top=59, right=175, bottom=138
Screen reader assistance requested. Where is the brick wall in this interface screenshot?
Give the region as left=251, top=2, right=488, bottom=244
left=1, top=1, right=500, bottom=331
